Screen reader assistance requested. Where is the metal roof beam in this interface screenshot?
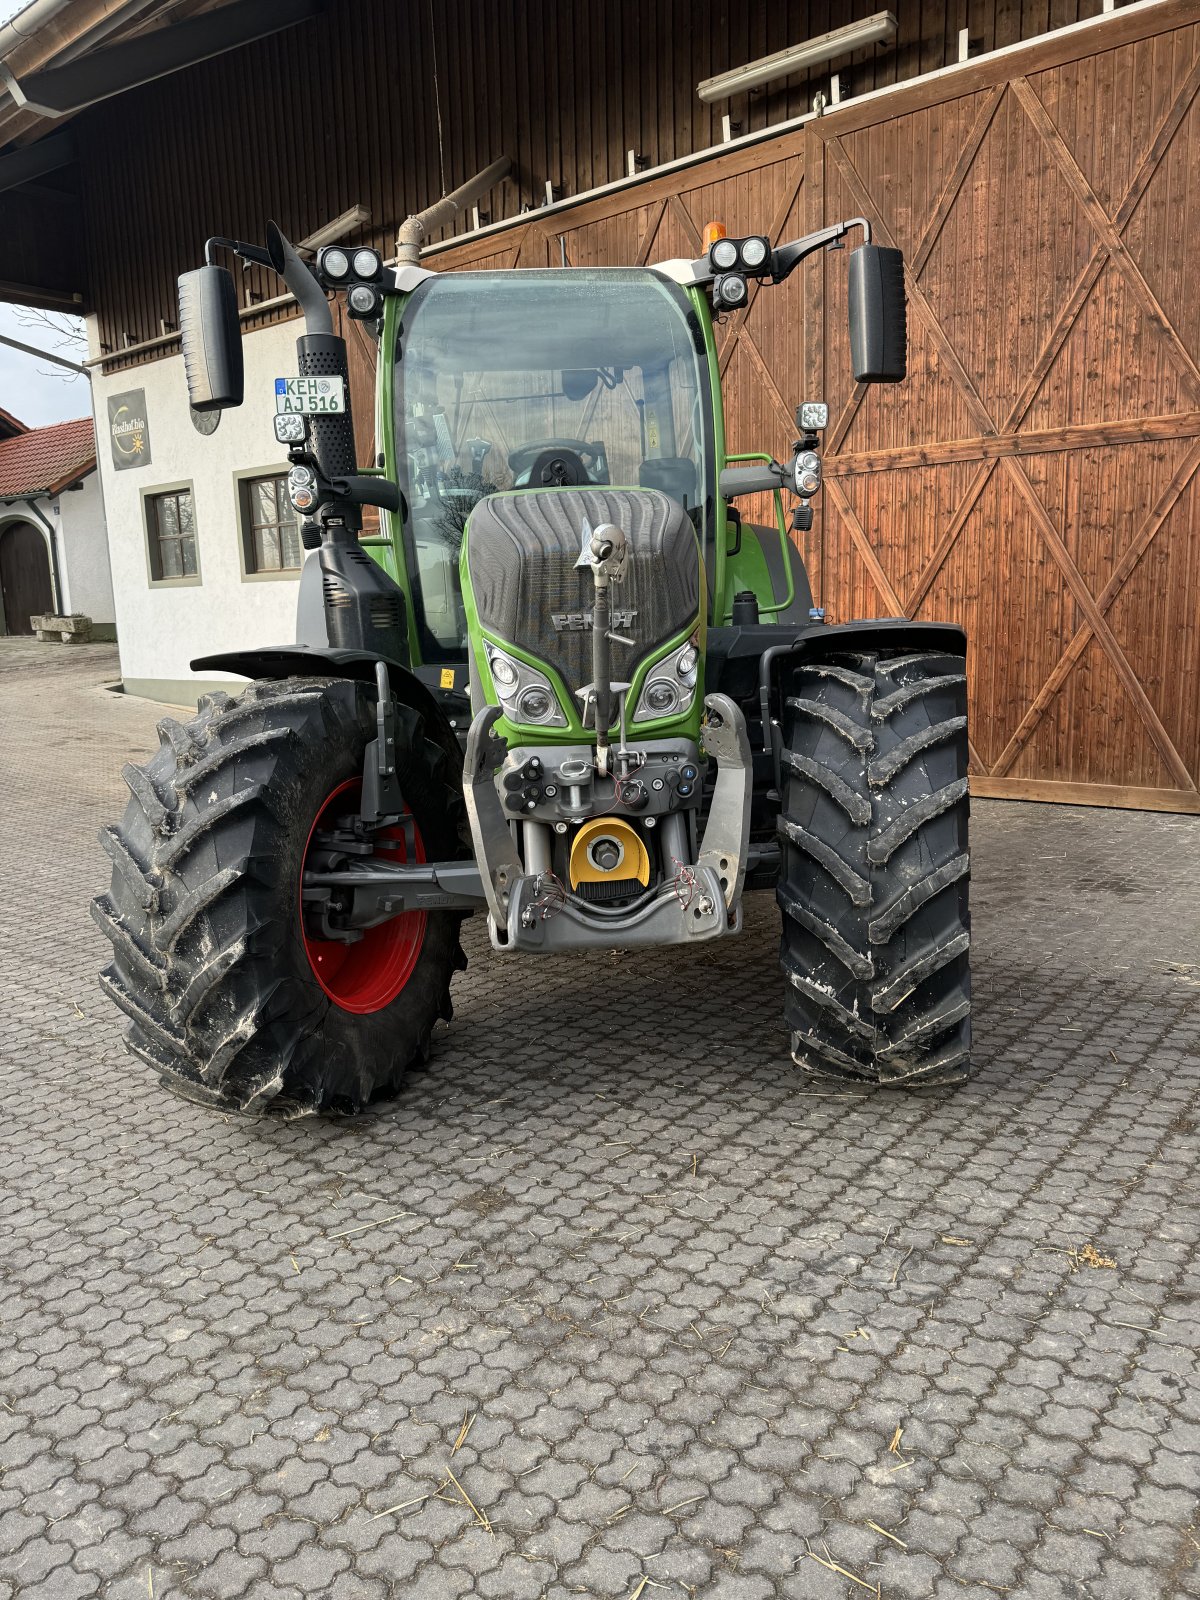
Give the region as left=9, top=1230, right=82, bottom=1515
left=6, top=0, right=320, bottom=118
left=0, top=125, right=72, bottom=190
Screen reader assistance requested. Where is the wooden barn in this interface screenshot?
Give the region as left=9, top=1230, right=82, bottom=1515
left=1, top=0, right=1196, bottom=811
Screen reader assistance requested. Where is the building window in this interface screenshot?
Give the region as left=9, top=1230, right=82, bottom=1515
left=146, top=488, right=198, bottom=580
left=241, top=474, right=302, bottom=574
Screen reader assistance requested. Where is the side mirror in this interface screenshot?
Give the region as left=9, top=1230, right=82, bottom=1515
left=177, top=265, right=244, bottom=410
left=562, top=369, right=599, bottom=402
left=847, top=244, right=907, bottom=383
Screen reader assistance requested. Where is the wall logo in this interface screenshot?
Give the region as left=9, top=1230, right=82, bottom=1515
left=107, top=390, right=151, bottom=471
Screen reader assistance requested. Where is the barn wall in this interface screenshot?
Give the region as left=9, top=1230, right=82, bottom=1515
left=72, top=0, right=1200, bottom=810
left=809, top=2, right=1200, bottom=811
left=425, top=0, right=1200, bottom=812
left=64, top=0, right=1092, bottom=358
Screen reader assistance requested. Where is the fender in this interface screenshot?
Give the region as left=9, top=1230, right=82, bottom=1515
left=759, top=618, right=967, bottom=783
left=190, top=645, right=464, bottom=775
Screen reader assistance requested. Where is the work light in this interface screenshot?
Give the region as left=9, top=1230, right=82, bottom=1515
left=740, top=236, right=769, bottom=270
left=798, top=401, right=829, bottom=431
left=273, top=413, right=307, bottom=444
left=352, top=248, right=383, bottom=280
left=318, top=247, right=350, bottom=280
left=710, top=237, right=738, bottom=271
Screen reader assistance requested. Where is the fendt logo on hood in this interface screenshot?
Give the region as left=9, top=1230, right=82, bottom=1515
left=552, top=608, right=638, bottom=632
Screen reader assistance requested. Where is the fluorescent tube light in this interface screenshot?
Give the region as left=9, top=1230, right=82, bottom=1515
left=697, top=12, right=897, bottom=103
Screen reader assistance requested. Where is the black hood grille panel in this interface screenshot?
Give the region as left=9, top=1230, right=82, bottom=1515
left=464, top=488, right=701, bottom=697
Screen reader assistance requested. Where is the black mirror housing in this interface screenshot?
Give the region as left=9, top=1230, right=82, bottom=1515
left=847, top=244, right=907, bottom=383
left=178, top=265, right=244, bottom=410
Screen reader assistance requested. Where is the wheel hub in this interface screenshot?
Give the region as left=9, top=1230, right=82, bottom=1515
left=299, top=778, right=426, bottom=1014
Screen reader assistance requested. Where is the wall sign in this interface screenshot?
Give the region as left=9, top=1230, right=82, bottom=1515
left=107, top=389, right=151, bottom=470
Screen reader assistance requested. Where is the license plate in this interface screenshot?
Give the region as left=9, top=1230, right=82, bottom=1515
left=274, top=376, right=346, bottom=414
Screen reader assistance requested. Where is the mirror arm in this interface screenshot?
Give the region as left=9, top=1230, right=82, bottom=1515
left=770, top=216, right=872, bottom=283
left=203, top=235, right=273, bottom=270
left=201, top=228, right=333, bottom=337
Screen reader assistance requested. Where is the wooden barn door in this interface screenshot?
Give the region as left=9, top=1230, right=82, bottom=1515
left=809, top=2, right=1200, bottom=812
left=0, top=521, right=53, bottom=635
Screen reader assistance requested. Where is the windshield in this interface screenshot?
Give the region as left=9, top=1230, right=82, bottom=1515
left=393, top=268, right=712, bottom=661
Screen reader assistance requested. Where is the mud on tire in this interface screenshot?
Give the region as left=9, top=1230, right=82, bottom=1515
left=93, top=676, right=468, bottom=1115
left=777, top=648, right=971, bottom=1087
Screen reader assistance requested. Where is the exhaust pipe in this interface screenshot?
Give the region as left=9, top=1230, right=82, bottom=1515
left=395, top=155, right=512, bottom=265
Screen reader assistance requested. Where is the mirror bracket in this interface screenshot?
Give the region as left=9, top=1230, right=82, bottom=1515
left=203, top=235, right=273, bottom=270
left=770, top=216, right=871, bottom=283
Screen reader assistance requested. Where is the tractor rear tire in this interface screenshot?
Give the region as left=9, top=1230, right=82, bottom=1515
left=776, top=647, right=971, bottom=1087
left=93, top=676, right=468, bottom=1116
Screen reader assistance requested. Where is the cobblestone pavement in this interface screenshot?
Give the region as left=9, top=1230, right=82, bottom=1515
left=2, top=636, right=1198, bottom=1600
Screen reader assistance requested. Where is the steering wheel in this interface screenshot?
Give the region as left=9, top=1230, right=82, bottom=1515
left=526, top=449, right=589, bottom=488
left=509, top=438, right=605, bottom=487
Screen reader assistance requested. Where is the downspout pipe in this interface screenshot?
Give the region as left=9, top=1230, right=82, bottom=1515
left=395, top=156, right=512, bottom=265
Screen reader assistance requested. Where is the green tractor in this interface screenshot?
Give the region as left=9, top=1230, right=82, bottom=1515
left=93, top=210, right=971, bottom=1115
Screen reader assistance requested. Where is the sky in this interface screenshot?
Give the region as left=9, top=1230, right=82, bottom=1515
left=0, top=303, right=91, bottom=427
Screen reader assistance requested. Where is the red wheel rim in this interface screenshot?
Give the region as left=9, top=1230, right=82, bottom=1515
left=300, top=778, right=427, bottom=1014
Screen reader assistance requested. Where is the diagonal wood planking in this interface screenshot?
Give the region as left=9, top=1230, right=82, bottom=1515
left=414, top=6, right=1198, bottom=807
left=815, top=28, right=1200, bottom=801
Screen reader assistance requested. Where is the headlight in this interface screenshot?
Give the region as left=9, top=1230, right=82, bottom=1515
left=713, top=272, right=747, bottom=310
left=710, top=238, right=738, bottom=270
left=347, top=282, right=383, bottom=319
left=740, top=236, right=769, bottom=269
left=319, top=246, right=350, bottom=280
left=643, top=679, right=680, bottom=716
left=288, top=463, right=315, bottom=488
left=352, top=248, right=382, bottom=279
left=489, top=651, right=518, bottom=689
left=517, top=686, right=555, bottom=723
left=634, top=639, right=700, bottom=722
left=485, top=646, right=567, bottom=728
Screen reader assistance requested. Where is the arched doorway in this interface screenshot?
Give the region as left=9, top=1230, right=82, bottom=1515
left=0, top=520, right=54, bottom=634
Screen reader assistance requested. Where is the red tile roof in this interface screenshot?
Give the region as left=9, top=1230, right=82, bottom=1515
left=0, top=416, right=96, bottom=498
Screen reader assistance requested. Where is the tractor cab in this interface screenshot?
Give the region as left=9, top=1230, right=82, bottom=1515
left=388, top=267, right=714, bottom=666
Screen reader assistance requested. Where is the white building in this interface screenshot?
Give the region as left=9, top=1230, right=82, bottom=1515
left=0, top=408, right=115, bottom=638
left=87, top=323, right=306, bottom=703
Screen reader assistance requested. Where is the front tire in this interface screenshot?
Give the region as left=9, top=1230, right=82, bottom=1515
left=93, top=676, right=468, bottom=1115
left=777, top=647, right=971, bottom=1087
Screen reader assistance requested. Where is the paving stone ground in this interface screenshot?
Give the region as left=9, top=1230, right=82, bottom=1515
left=1, top=636, right=1198, bottom=1600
